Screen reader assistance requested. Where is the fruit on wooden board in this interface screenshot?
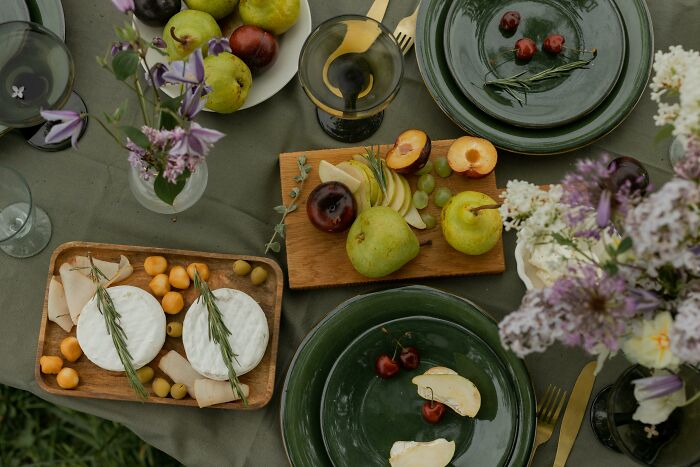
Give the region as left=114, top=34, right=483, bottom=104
left=136, top=366, right=155, bottom=384
left=134, top=0, right=182, bottom=27
left=149, top=273, right=171, bottom=297
left=229, top=25, right=279, bottom=71
left=404, top=205, right=427, bottom=229
left=337, top=161, right=371, bottom=212
left=163, top=10, right=222, bottom=60
left=56, top=367, right=80, bottom=389
left=162, top=291, right=185, bottom=314
left=447, top=136, right=498, bottom=178
left=346, top=206, right=419, bottom=278
left=184, top=0, right=238, bottom=20
left=167, top=322, right=183, bottom=337
left=170, top=382, right=188, bottom=399
left=186, top=262, right=210, bottom=281
left=412, top=367, right=481, bottom=417
left=168, top=266, right=191, bottom=289
left=153, top=377, right=172, bottom=397
left=441, top=191, right=502, bottom=255
left=306, top=181, right=357, bottom=233
left=144, top=256, right=168, bottom=276
left=204, top=52, right=253, bottom=113
left=318, top=160, right=362, bottom=193
left=385, top=129, right=431, bottom=174
left=239, top=0, right=300, bottom=35
left=233, top=260, right=252, bottom=276
left=389, top=439, right=456, bottom=467
left=40, top=355, right=63, bottom=374
left=349, top=160, right=383, bottom=206
left=250, top=266, right=268, bottom=285
left=59, top=337, right=82, bottom=363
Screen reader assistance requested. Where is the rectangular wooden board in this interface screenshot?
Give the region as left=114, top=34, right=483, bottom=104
left=279, top=139, right=505, bottom=289
left=36, top=241, right=283, bottom=410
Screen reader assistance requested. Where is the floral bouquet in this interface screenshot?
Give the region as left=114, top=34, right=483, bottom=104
left=41, top=0, right=226, bottom=207
left=497, top=146, right=700, bottom=425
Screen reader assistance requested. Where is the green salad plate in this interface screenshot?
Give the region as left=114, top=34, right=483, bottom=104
left=281, top=286, right=535, bottom=466
left=416, top=0, right=653, bottom=154
left=444, top=0, right=625, bottom=128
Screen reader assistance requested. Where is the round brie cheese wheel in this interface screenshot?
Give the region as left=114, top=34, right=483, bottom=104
left=183, top=288, right=269, bottom=380
left=77, top=285, right=166, bottom=372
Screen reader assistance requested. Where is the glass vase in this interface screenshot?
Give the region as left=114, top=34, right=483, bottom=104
left=128, top=162, right=208, bottom=214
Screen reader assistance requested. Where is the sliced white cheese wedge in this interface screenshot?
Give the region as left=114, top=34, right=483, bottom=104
left=59, top=263, right=97, bottom=324
left=77, top=285, right=165, bottom=371
left=158, top=350, right=202, bottom=398
left=72, top=255, right=133, bottom=286
left=412, top=366, right=481, bottom=417
left=318, top=160, right=362, bottom=193
left=183, top=288, right=268, bottom=380
left=194, top=379, right=250, bottom=408
left=48, top=276, right=73, bottom=333
left=106, top=255, right=134, bottom=286
left=389, top=439, right=455, bottom=467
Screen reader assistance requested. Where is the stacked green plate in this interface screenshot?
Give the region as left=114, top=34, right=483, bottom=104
left=280, top=286, right=535, bottom=466
left=415, top=0, right=653, bottom=154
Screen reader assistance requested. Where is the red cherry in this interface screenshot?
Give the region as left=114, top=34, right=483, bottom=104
left=399, top=346, right=420, bottom=370
left=422, top=400, right=446, bottom=424
left=543, top=34, right=566, bottom=54
left=515, top=38, right=537, bottom=62
left=375, top=354, right=400, bottom=379
left=499, top=11, right=521, bottom=33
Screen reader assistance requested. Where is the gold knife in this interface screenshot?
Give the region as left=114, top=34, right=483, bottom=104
left=553, top=361, right=597, bottom=467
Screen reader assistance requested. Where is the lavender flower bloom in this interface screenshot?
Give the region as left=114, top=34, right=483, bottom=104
left=169, top=122, right=224, bottom=158
left=162, top=48, right=205, bottom=85
left=671, top=293, right=700, bottom=364
left=163, top=153, right=188, bottom=183
left=152, top=36, right=167, bottom=49
left=146, top=63, right=168, bottom=88
left=111, top=0, right=135, bottom=13
left=40, top=109, right=84, bottom=149
left=179, top=84, right=208, bottom=120
left=674, top=137, right=700, bottom=181
left=499, top=289, right=562, bottom=357
left=111, top=41, right=132, bottom=56
left=207, top=37, right=232, bottom=56
left=126, top=140, right=155, bottom=180
left=632, top=374, right=684, bottom=401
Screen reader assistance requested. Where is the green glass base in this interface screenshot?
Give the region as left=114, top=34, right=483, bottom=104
left=316, top=108, right=383, bottom=144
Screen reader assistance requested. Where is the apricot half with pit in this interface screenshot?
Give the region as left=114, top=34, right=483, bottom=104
left=447, top=137, right=498, bottom=179
left=385, top=129, right=431, bottom=174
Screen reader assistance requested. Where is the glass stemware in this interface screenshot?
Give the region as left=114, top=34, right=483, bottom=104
left=0, top=21, right=87, bottom=151
left=298, top=15, right=404, bottom=143
left=0, top=165, right=52, bottom=258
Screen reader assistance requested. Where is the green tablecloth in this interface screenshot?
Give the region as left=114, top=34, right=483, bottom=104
left=1, top=1, right=698, bottom=466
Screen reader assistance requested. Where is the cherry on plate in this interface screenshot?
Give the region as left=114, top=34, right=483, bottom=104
left=543, top=34, right=566, bottom=54
left=375, top=354, right=400, bottom=379
left=499, top=11, right=521, bottom=33
left=515, top=38, right=537, bottom=62
left=399, top=346, right=420, bottom=370
left=422, top=400, right=446, bottom=424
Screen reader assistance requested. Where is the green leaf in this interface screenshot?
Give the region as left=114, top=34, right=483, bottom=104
left=273, top=205, right=287, bottom=214
left=112, top=100, right=128, bottom=122
left=153, top=171, right=189, bottom=206
left=617, top=237, right=633, bottom=254
left=267, top=241, right=281, bottom=253
left=112, top=50, right=139, bottom=81
left=114, top=22, right=137, bottom=42
left=290, top=187, right=300, bottom=198
left=120, top=126, right=149, bottom=149
left=274, top=223, right=286, bottom=238
left=159, top=95, right=184, bottom=130
left=654, top=124, right=675, bottom=145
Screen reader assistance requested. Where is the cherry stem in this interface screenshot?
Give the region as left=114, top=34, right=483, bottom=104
left=169, top=27, right=187, bottom=45
left=470, top=204, right=501, bottom=214
left=426, top=386, right=435, bottom=407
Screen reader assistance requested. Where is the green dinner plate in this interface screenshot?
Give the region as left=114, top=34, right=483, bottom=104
left=444, top=0, right=625, bottom=128
left=0, top=0, right=30, bottom=24
left=321, top=316, right=525, bottom=467
left=416, top=0, right=653, bottom=154
left=281, top=286, right=535, bottom=467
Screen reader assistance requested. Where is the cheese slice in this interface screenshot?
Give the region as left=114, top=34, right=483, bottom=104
left=77, top=285, right=165, bottom=371
left=48, top=276, right=73, bottom=332
left=158, top=350, right=202, bottom=398
left=183, top=288, right=268, bottom=380
left=59, top=263, right=97, bottom=324
left=389, top=439, right=455, bottom=467
left=193, top=379, right=250, bottom=408
left=72, top=255, right=133, bottom=286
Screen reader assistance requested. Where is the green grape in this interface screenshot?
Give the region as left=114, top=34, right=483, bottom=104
left=415, top=160, right=433, bottom=176
left=413, top=191, right=429, bottom=210
left=421, top=213, right=437, bottom=229
left=434, top=187, right=453, bottom=207
left=434, top=156, right=452, bottom=178
left=417, top=174, right=436, bottom=194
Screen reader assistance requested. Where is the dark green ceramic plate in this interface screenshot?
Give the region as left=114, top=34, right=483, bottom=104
left=321, top=316, right=524, bottom=467
left=0, top=0, right=30, bottom=24
left=444, top=0, right=625, bottom=128
left=280, top=286, right=535, bottom=467
left=416, top=0, right=653, bottom=154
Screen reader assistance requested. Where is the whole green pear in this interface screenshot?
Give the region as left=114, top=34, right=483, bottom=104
left=163, top=10, right=221, bottom=60
left=346, top=206, right=420, bottom=278
left=239, top=0, right=300, bottom=35
left=184, top=0, right=239, bottom=19
left=441, top=191, right=502, bottom=255
left=203, top=52, right=252, bottom=113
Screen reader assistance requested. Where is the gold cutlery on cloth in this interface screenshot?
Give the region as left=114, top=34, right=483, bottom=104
left=528, top=385, right=568, bottom=467
left=552, top=361, right=597, bottom=467
left=393, top=1, right=421, bottom=55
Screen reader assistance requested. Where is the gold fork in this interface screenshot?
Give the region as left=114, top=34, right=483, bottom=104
left=527, top=385, right=568, bottom=467
left=393, top=1, right=421, bottom=55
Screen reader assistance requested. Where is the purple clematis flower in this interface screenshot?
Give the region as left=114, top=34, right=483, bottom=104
left=179, top=84, right=208, bottom=120
left=40, top=109, right=85, bottom=149
left=169, top=122, right=224, bottom=158
left=111, top=41, right=132, bottom=56
left=152, top=36, right=167, bottom=49
left=146, top=62, right=168, bottom=88
left=162, top=48, right=205, bottom=85
left=111, top=0, right=135, bottom=13
left=596, top=188, right=612, bottom=228
left=207, top=37, right=232, bottom=56
left=632, top=374, right=684, bottom=401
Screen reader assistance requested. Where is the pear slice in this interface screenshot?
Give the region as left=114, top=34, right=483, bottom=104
left=380, top=165, right=396, bottom=207
left=404, top=205, right=427, bottom=229
left=348, top=160, right=382, bottom=206
left=412, top=366, right=481, bottom=417
left=318, top=160, right=362, bottom=193
left=388, top=170, right=405, bottom=213
left=398, top=175, right=412, bottom=217
left=389, top=439, right=456, bottom=467
left=337, top=161, right=371, bottom=212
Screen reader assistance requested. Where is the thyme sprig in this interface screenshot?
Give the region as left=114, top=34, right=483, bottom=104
left=265, top=155, right=312, bottom=254
left=86, top=255, right=148, bottom=400
left=193, top=271, right=248, bottom=406
left=362, top=145, right=387, bottom=197
left=485, top=50, right=598, bottom=104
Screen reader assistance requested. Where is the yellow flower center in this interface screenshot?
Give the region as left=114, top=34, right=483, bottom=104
left=652, top=331, right=670, bottom=351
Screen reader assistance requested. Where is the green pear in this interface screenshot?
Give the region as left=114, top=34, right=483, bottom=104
left=239, top=0, right=300, bottom=35
left=184, top=0, right=239, bottom=19
left=441, top=191, right=502, bottom=255
left=203, top=52, right=252, bottom=113
left=346, top=206, right=419, bottom=278
left=163, top=10, right=221, bottom=61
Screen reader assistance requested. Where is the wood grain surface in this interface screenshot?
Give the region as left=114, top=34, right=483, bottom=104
left=36, top=242, right=283, bottom=410
left=279, top=139, right=505, bottom=289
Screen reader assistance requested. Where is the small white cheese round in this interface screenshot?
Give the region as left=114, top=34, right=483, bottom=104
left=77, top=285, right=166, bottom=372
left=183, top=288, right=268, bottom=380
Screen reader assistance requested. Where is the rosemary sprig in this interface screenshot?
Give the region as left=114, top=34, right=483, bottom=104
left=193, top=271, right=248, bottom=406
left=265, top=155, right=312, bottom=254
left=485, top=50, right=598, bottom=104
left=362, top=145, right=387, bottom=197
left=86, top=255, right=148, bottom=400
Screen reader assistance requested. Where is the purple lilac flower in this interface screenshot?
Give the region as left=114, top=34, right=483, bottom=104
left=152, top=36, right=167, bottom=49
left=111, top=41, right=132, bottom=56
left=141, top=126, right=173, bottom=150
left=161, top=48, right=205, bottom=85
left=179, top=84, right=208, bottom=120
left=207, top=37, right=232, bottom=56
left=169, top=122, right=224, bottom=158
left=499, top=289, right=563, bottom=357
left=670, top=293, right=700, bottom=364
left=163, top=153, right=188, bottom=183
left=111, top=0, right=135, bottom=14
left=632, top=374, right=684, bottom=401
left=40, top=109, right=84, bottom=149
left=674, top=137, right=700, bottom=181
left=126, top=140, right=155, bottom=180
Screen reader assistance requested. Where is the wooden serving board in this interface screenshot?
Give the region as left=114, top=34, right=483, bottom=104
left=36, top=242, right=283, bottom=410
left=279, top=139, right=505, bottom=289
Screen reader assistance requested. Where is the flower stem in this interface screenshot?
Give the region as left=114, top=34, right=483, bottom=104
left=93, top=116, right=128, bottom=150
left=133, top=77, right=150, bottom=126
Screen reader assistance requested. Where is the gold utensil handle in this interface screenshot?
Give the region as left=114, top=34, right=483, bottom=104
left=366, top=0, right=390, bottom=21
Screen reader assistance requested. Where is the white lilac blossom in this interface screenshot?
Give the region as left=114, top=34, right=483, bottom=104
left=499, top=288, right=562, bottom=357
left=40, top=109, right=84, bottom=149
left=670, top=293, right=700, bottom=365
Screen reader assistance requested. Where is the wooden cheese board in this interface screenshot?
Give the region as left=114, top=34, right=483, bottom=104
left=279, top=139, right=505, bottom=289
left=36, top=241, right=283, bottom=409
